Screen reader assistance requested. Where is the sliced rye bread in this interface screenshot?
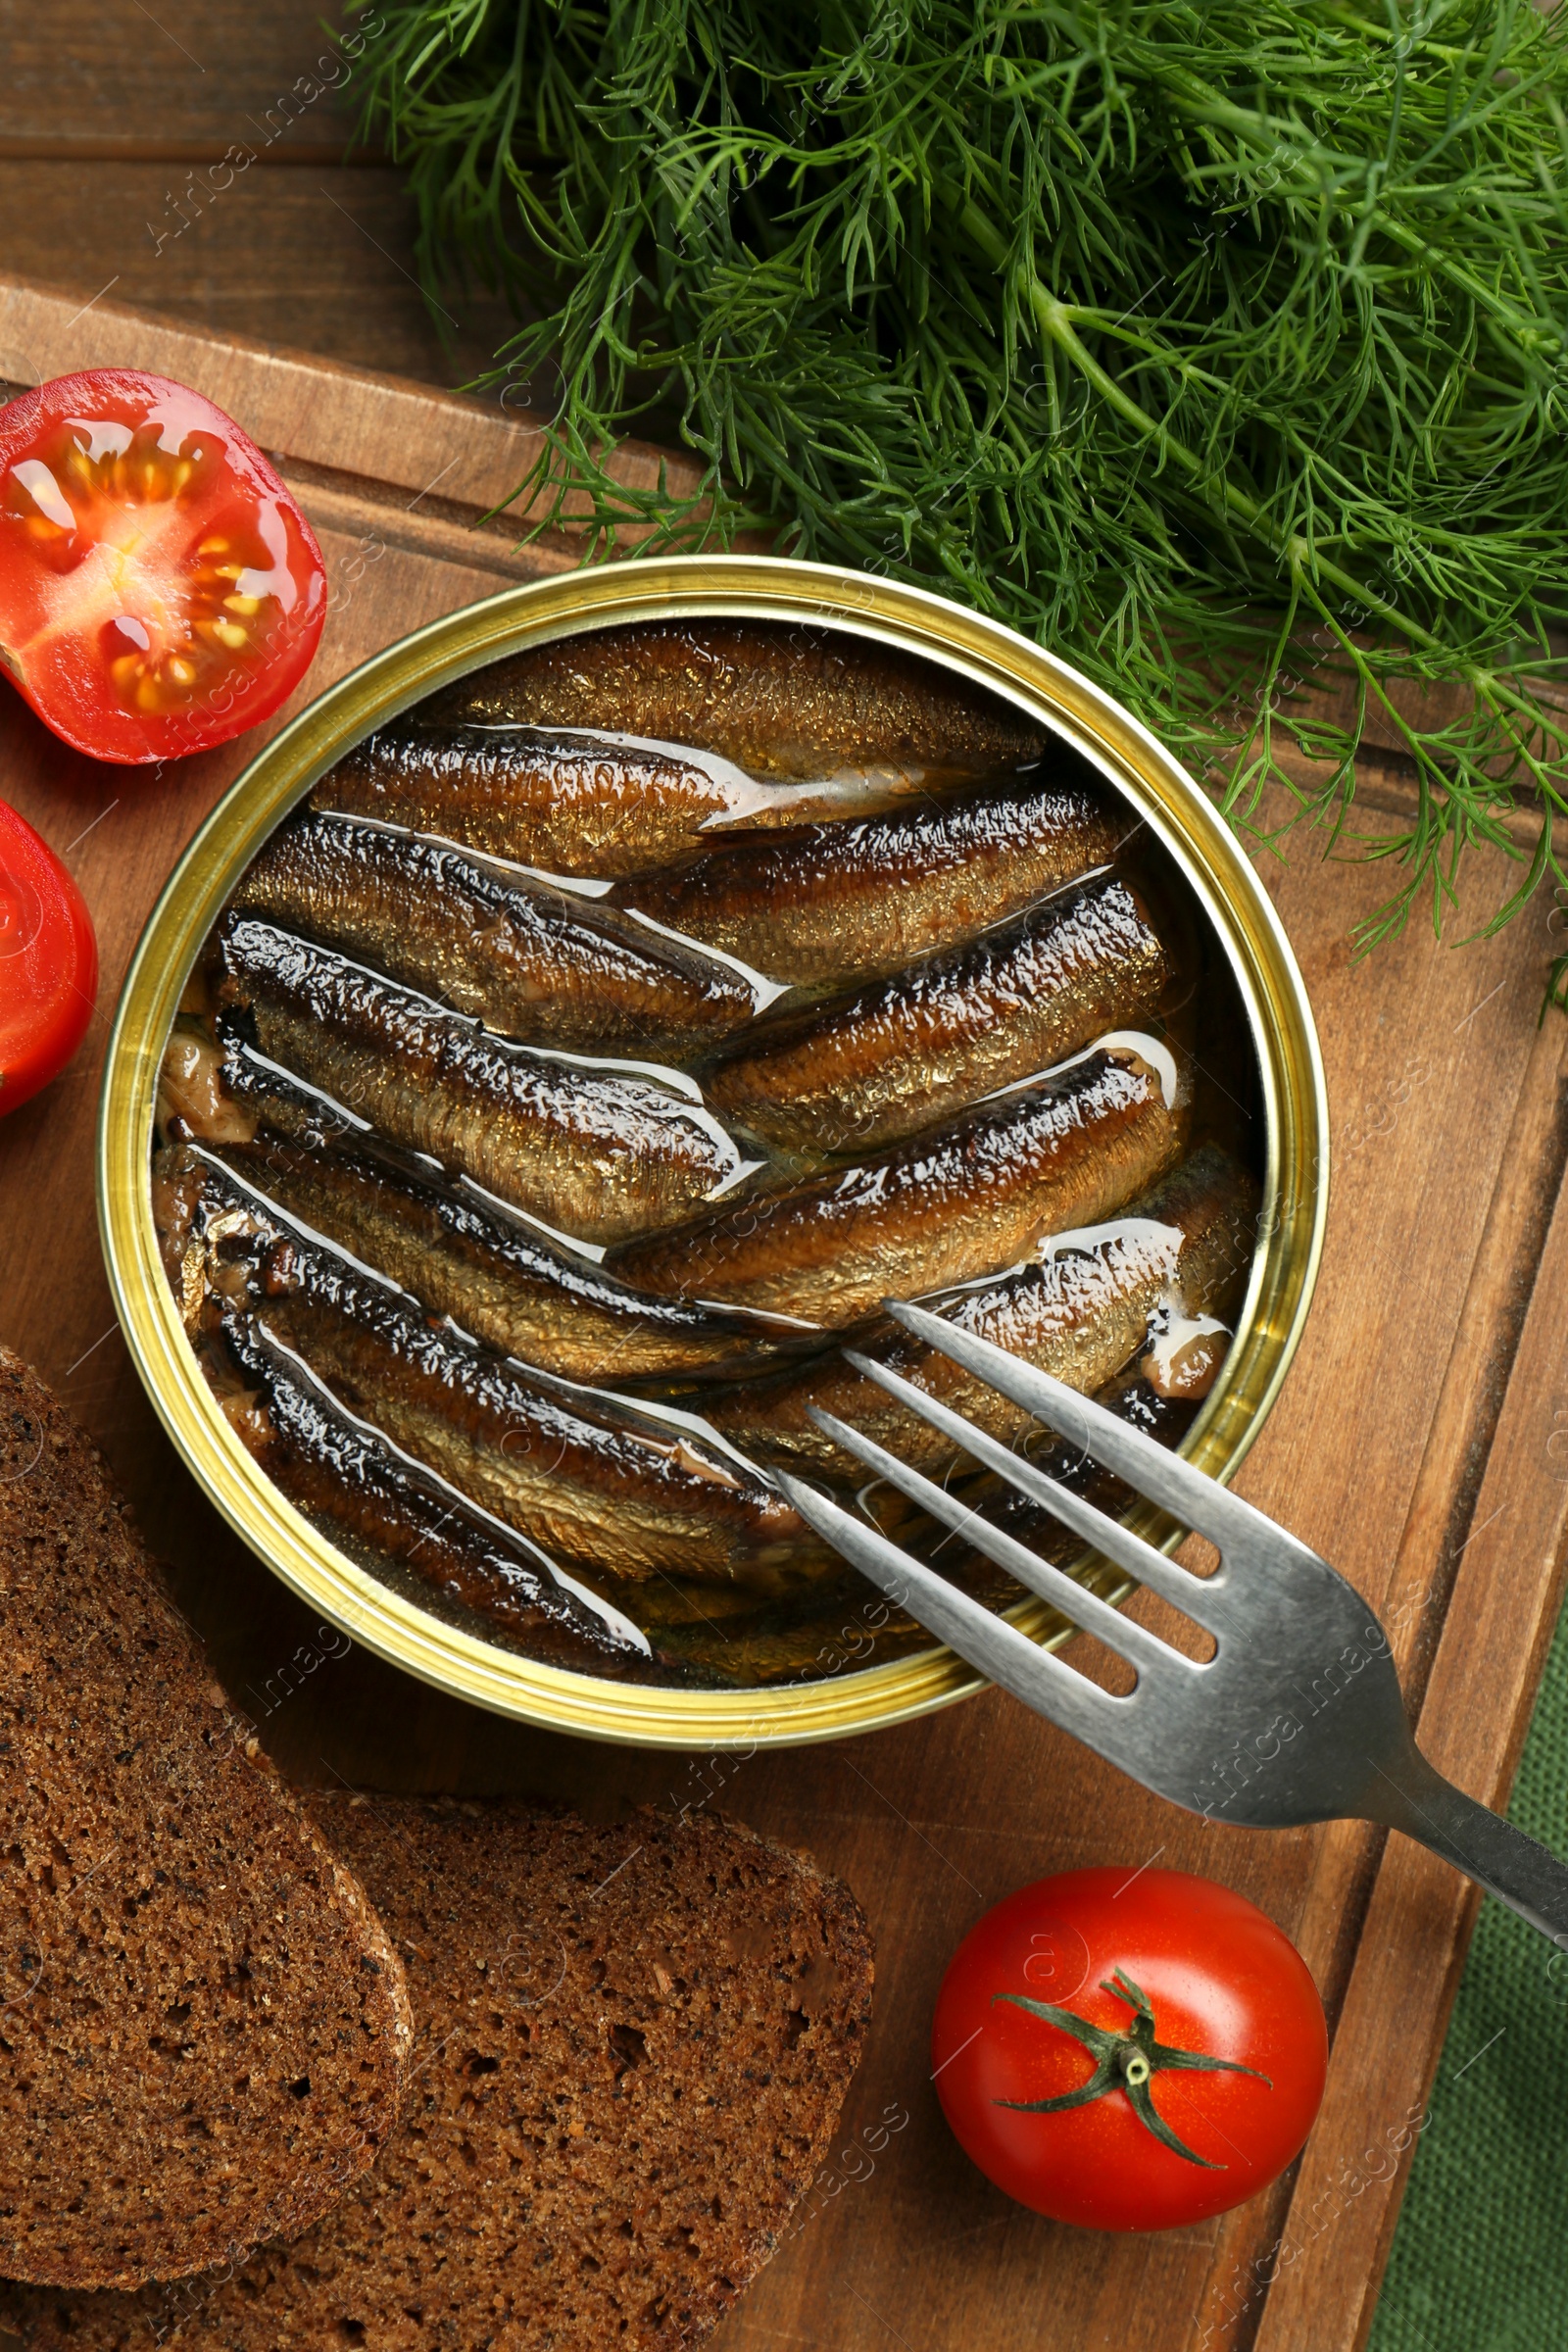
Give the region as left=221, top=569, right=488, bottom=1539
left=0, top=1347, right=413, bottom=2291
left=3, top=1798, right=875, bottom=2350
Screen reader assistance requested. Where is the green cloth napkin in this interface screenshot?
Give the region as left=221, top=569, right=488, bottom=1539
left=1367, top=1592, right=1568, bottom=2351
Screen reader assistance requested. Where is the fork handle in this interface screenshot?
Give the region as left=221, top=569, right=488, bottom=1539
left=1369, top=1747, right=1568, bottom=1947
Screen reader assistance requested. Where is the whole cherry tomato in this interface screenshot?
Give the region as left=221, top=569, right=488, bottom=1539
left=0, top=370, right=325, bottom=763
left=932, top=1867, right=1327, bottom=2230
left=0, top=799, right=97, bottom=1115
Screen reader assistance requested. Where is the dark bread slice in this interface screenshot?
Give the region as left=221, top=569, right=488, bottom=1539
left=0, top=1347, right=413, bottom=2290
left=3, top=1798, right=875, bottom=2349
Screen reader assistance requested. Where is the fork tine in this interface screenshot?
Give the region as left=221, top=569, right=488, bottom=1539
left=841, top=1351, right=1236, bottom=1639
left=882, top=1300, right=1307, bottom=1562
left=773, top=1474, right=1130, bottom=1749
left=808, top=1405, right=1196, bottom=1682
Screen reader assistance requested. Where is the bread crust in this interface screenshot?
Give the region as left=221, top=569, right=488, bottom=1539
left=4, top=1797, right=875, bottom=2348
left=0, top=1347, right=412, bottom=2290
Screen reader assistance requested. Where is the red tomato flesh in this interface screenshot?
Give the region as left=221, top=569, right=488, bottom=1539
left=0, top=370, right=325, bottom=763
left=932, top=1867, right=1327, bottom=2230
left=0, top=799, right=97, bottom=1115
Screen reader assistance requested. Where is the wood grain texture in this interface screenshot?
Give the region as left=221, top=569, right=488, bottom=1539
left=1190, top=889, right=1568, bottom=2352
left=0, top=1, right=521, bottom=385
left=0, top=274, right=1564, bottom=2351
left=0, top=275, right=700, bottom=544
left=0, top=0, right=368, bottom=157
left=0, top=163, right=520, bottom=389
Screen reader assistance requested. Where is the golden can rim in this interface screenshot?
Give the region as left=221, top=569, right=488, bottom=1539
left=98, top=555, right=1328, bottom=1751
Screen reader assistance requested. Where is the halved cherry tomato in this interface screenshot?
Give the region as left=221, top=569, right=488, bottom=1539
left=0, top=799, right=97, bottom=1114
left=932, top=1867, right=1327, bottom=2230
left=0, top=370, right=325, bottom=763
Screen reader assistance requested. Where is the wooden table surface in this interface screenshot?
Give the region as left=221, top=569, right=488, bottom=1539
left=4, top=18, right=1568, bottom=2352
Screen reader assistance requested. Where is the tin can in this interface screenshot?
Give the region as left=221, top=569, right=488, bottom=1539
left=98, top=557, right=1327, bottom=1749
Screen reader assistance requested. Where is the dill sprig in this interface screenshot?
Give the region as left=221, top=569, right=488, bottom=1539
left=357, top=0, right=1568, bottom=950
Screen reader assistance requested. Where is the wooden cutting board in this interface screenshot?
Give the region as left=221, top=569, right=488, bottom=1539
left=1, top=272, right=1563, bottom=2352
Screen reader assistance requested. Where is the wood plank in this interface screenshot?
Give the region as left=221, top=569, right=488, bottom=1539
left=0, top=272, right=696, bottom=536
left=1191, top=904, right=1568, bottom=2348
left=0, top=276, right=1564, bottom=2351
left=1242, top=1012, right=1568, bottom=2351
left=0, top=0, right=367, bottom=158
left=0, top=167, right=519, bottom=391
left=1224, top=630, right=1568, bottom=870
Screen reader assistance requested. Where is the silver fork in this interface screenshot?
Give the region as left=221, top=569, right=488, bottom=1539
left=775, top=1301, right=1568, bottom=1943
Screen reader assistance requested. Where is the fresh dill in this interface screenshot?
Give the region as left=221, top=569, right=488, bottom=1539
left=357, top=0, right=1568, bottom=952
